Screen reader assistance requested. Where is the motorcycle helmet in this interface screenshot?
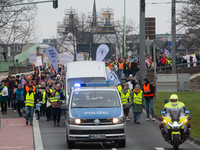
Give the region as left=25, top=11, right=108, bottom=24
left=170, top=94, right=179, bottom=102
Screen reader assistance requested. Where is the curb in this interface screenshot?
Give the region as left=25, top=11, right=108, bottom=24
left=154, top=113, right=200, bottom=147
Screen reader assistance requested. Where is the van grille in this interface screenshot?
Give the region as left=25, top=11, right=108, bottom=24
left=80, top=119, right=113, bottom=125
left=70, top=129, right=124, bottom=134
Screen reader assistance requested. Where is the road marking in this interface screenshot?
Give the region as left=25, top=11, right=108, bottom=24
left=0, top=146, right=29, bottom=149
left=155, top=147, right=165, bottom=150
left=112, top=148, right=117, bottom=150
left=6, top=124, right=25, bottom=126
left=33, top=114, right=44, bottom=150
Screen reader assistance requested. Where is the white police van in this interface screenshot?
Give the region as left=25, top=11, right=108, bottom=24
left=63, top=82, right=126, bottom=149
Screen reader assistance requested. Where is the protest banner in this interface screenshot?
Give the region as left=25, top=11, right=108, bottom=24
left=59, top=53, right=68, bottom=64
left=35, top=56, right=42, bottom=66
left=76, top=54, right=84, bottom=61
left=46, top=47, right=58, bottom=73
left=29, top=52, right=36, bottom=63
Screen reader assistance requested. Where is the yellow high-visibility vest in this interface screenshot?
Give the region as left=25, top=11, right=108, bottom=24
left=120, top=91, right=130, bottom=105
left=133, top=91, right=143, bottom=105
left=25, top=92, right=35, bottom=107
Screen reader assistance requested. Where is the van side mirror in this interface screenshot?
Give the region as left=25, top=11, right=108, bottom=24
left=164, top=99, right=168, bottom=104
left=61, top=104, right=68, bottom=111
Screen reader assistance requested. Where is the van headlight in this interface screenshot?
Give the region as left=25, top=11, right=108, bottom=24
left=69, top=118, right=81, bottom=125
left=113, top=116, right=124, bottom=124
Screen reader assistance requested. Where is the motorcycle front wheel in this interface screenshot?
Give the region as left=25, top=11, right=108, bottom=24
left=173, top=134, right=179, bottom=150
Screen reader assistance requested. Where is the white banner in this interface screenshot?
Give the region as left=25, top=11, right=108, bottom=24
left=45, top=47, right=58, bottom=73
left=76, top=54, right=84, bottom=61
left=43, top=57, right=48, bottom=63
left=35, top=56, right=42, bottom=66
left=96, top=44, right=109, bottom=61
left=106, top=68, right=121, bottom=87
left=29, top=52, right=36, bottom=63
left=59, top=53, right=68, bottom=64
left=67, top=54, right=74, bottom=63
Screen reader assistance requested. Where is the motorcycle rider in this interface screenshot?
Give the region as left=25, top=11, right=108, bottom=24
left=159, top=94, right=191, bottom=130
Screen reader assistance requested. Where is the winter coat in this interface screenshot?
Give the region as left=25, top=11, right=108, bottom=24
left=0, top=86, right=9, bottom=102
left=131, top=90, right=145, bottom=113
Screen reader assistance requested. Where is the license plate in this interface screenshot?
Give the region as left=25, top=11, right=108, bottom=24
left=89, top=135, right=105, bottom=139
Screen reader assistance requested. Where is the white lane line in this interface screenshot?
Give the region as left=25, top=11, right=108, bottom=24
left=33, top=114, right=44, bottom=150
left=112, top=148, right=117, bottom=150
left=155, top=147, right=165, bottom=150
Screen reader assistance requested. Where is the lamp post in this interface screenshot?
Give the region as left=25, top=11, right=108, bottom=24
left=123, top=0, right=126, bottom=58
left=171, top=0, right=176, bottom=74
left=140, top=0, right=146, bottom=84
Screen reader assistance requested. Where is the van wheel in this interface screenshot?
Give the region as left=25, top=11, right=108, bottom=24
left=118, top=139, right=126, bottom=148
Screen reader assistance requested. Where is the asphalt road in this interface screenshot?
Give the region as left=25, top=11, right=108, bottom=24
left=39, top=112, right=200, bottom=150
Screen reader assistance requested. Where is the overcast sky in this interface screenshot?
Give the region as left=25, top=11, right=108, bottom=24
left=34, top=0, right=183, bottom=43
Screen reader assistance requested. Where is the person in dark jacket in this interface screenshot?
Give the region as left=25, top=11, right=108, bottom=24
left=142, top=78, right=155, bottom=121
left=16, top=75, right=21, bottom=84
left=0, top=80, right=9, bottom=115
left=11, top=81, right=18, bottom=112
left=15, top=84, right=25, bottom=116
left=131, top=60, right=137, bottom=77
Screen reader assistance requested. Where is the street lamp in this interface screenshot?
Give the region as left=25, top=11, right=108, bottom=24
left=124, top=0, right=126, bottom=58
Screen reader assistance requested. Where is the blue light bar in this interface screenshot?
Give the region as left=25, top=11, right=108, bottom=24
left=161, top=111, right=166, bottom=114
left=73, top=82, right=114, bottom=88
left=185, top=110, right=190, bottom=114
left=74, top=83, right=81, bottom=88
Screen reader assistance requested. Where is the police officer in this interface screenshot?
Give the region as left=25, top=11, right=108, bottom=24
left=51, top=84, right=65, bottom=126
left=25, top=85, right=38, bottom=126
left=159, top=94, right=191, bottom=130
left=119, top=84, right=131, bottom=121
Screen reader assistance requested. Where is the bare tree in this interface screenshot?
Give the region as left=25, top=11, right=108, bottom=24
left=177, top=0, right=200, bottom=47
left=57, top=13, right=93, bottom=56
left=0, top=0, right=38, bottom=60
left=102, top=18, right=138, bottom=56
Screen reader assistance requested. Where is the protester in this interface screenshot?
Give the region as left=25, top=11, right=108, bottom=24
left=15, top=84, right=25, bottom=117
left=119, top=84, right=131, bottom=121
left=51, top=84, right=65, bottom=126
left=0, top=80, right=9, bottom=115
left=25, top=85, right=38, bottom=126
left=131, top=85, right=145, bottom=124
left=142, top=78, right=155, bottom=121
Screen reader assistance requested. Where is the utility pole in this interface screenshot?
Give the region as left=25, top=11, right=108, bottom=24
left=123, top=0, right=126, bottom=57
left=140, top=0, right=146, bottom=84
left=171, top=0, right=176, bottom=74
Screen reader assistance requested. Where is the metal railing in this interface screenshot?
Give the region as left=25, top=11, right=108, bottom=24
left=145, top=61, right=200, bottom=74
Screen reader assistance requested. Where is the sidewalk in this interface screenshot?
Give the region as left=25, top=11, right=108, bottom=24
left=0, top=109, right=34, bottom=150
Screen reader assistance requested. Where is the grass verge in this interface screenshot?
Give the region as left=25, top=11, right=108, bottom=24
left=154, top=92, right=200, bottom=140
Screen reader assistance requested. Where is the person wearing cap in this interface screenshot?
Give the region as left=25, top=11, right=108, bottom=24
left=15, top=84, right=25, bottom=116
left=131, top=84, right=145, bottom=124
left=16, top=75, right=21, bottom=84
left=0, top=80, right=9, bottom=115
left=25, top=85, right=38, bottom=126
left=142, top=78, right=155, bottom=121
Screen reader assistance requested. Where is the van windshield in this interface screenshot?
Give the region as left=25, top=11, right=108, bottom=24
left=71, top=91, right=120, bottom=108
left=67, top=77, right=106, bottom=92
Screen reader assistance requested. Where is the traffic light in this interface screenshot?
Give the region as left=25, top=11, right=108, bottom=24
left=53, top=0, right=58, bottom=9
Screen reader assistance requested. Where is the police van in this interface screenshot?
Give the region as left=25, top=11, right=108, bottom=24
left=63, top=82, right=126, bottom=148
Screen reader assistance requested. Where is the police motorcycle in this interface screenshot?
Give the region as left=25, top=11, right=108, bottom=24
left=160, top=100, right=191, bottom=150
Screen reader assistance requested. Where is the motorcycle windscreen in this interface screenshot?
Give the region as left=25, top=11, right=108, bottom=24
left=166, top=107, right=185, bottom=122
